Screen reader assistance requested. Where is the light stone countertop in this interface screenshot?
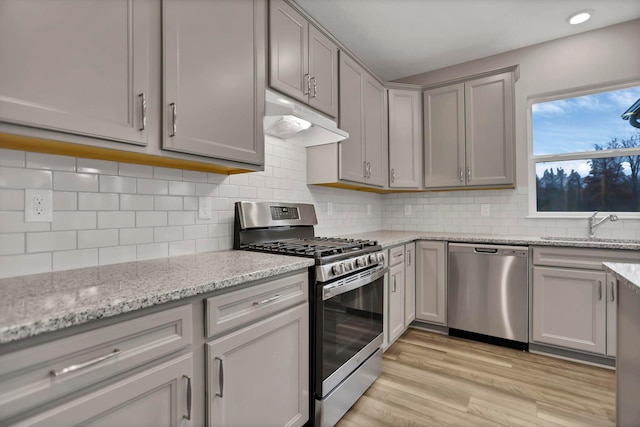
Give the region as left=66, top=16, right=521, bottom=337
left=603, top=262, right=640, bottom=290
left=0, top=250, right=314, bottom=344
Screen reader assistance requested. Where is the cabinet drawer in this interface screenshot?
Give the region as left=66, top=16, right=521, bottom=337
left=389, top=246, right=405, bottom=266
left=206, top=271, right=308, bottom=338
left=0, top=304, right=192, bottom=422
left=532, top=246, right=639, bottom=270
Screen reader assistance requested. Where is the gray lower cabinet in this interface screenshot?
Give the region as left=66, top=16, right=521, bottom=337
left=14, top=354, right=193, bottom=427
left=404, top=243, right=416, bottom=326
left=388, top=259, right=406, bottom=346
left=163, top=0, right=266, bottom=165
left=0, top=0, right=152, bottom=146
left=206, top=304, right=309, bottom=427
left=606, top=274, right=617, bottom=357
left=415, top=241, right=447, bottom=325
left=388, top=88, right=422, bottom=189
left=423, top=72, right=514, bottom=189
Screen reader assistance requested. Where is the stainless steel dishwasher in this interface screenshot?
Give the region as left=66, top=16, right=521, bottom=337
left=448, top=243, right=529, bottom=349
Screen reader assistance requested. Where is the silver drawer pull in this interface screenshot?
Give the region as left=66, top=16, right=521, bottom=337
left=215, top=357, right=224, bottom=398
left=598, top=281, right=603, bottom=300
left=253, top=294, right=282, bottom=306
left=611, top=280, right=616, bottom=302
left=183, top=375, right=192, bottom=420
left=50, top=349, right=121, bottom=377
left=170, top=102, right=177, bottom=137
left=139, top=92, right=147, bottom=131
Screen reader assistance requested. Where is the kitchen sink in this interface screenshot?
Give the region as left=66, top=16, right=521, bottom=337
left=540, top=236, right=640, bottom=244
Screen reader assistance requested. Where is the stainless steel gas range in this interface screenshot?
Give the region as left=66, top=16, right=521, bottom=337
left=234, top=201, right=385, bottom=427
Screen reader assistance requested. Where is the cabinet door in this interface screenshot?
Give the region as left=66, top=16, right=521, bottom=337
left=207, top=304, right=309, bottom=427
left=15, top=354, right=193, bottom=427
left=415, top=241, right=447, bottom=325
left=163, top=0, right=265, bottom=165
left=606, top=274, right=617, bottom=357
left=363, top=76, right=387, bottom=187
left=388, top=262, right=406, bottom=346
left=269, top=0, right=309, bottom=104
left=423, top=84, right=465, bottom=188
left=404, top=243, right=416, bottom=326
left=389, top=89, right=422, bottom=188
left=531, top=267, right=606, bottom=354
left=338, top=53, right=366, bottom=184
left=465, top=72, right=514, bottom=187
left=308, top=26, right=338, bottom=118
left=0, top=0, right=151, bottom=146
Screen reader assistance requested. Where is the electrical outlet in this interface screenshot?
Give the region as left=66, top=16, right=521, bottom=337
left=198, top=197, right=212, bottom=219
left=367, top=204, right=372, bottom=216
left=404, top=204, right=412, bottom=216
left=327, top=202, right=333, bottom=216
left=25, top=189, right=53, bottom=222
left=481, top=204, right=491, bottom=217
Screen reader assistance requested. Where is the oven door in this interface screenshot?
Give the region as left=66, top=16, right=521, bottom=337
left=315, top=264, right=385, bottom=397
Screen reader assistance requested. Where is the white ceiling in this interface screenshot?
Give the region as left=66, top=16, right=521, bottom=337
left=294, top=0, right=640, bottom=81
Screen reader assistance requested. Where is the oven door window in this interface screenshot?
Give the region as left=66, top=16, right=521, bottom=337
left=321, top=275, right=383, bottom=382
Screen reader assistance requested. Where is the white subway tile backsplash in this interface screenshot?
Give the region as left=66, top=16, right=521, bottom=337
left=52, top=211, right=97, bottom=231
left=137, top=242, right=168, bottom=260
left=27, top=231, right=76, bottom=253
left=137, top=178, right=168, bottom=195
left=100, top=175, right=136, bottom=193
left=53, top=249, right=98, bottom=271
left=0, top=167, right=52, bottom=189
left=207, top=174, right=227, bottom=184
left=136, top=211, right=167, bottom=227
left=154, top=167, right=182, bottom=181
left=77, top=158, right=118, bottom=175
left=183, top=170, right=208, bottom=183
left=169, top=240, right=195, bottom=256
left=195, top=183, right=218, bottom=197
left=98, top=211, right=135, bottom=229
left=0, top=149, right=25, bottom=167
left=154, top=226, right=183, bottom=242
left=54, top=172, right=98, bottom=192
left=0, top=253, right=51, bottom=279
left=99, top=245, right=137, bottom=266
left=154, top=195, right=182, bottom=211
left=120, top=194, right=154, bottom=211
left=0, top=233, right=25, bottom=255
left=78, top=193, right=119, bottom=211
left=78, top=229, right=118, bottom=248
left=119, top=163, right=153, bottom=178
left=0, top=212, right=50, bottom=233
left=183, top=197, right=198, bottom=211
left=26, top=152, right=76, bottom=171
left=53, top=191, right=77, bottom=211
left=120, top=228, right=154, bottom=245
left=169, top=181, right=195, bottom=196
left=168, top=211, right=195, bottom=226
left=184, top=224, right=208, bottom=240
left=0, top=189, right=24, bottom=210
left=195, top=238, right=218, bottom=253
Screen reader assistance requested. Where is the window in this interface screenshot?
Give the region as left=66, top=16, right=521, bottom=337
left=530, top=84, right=640, bottom=215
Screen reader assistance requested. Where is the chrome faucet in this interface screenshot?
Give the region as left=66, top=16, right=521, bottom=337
left=588, top=211, right=619, bottom=238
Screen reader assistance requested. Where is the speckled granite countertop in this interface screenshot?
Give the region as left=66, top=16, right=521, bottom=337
left=0, top=250, right=313, bottom=344
left=603, top=262, right=640, bottom=290
left=342, top=231, right=640, bottom=251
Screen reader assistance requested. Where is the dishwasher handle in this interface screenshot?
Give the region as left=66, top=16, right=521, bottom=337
left=449, top=243, right=529, bottom=257
left=474, top=247, right=498, bottom=254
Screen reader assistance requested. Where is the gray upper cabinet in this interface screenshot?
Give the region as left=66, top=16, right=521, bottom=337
left=388, top=89, right=422, bottom=189
left=424, top=72, right=514, bottom=189
left=0, top=0, right=152, bottom=146
left=163, top=0, right=266, bottom=165
left=338, top=53, right=387, bottom=187
left=269, top=0, right=338, bottom=118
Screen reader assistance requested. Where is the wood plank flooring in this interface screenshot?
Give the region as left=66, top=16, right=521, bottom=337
left=337, top=328, right=615, bottom=427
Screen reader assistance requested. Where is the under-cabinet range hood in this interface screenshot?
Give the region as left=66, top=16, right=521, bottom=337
left=264, top=89, right=348, bottom=147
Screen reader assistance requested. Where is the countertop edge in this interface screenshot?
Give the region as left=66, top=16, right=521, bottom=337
left=603, top=262, right=640, bottom=289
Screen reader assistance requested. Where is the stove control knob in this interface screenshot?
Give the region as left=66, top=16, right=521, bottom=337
left=377, top=252, right=385, bottom=263
left=355, top=257, right=366, bottom=267
left=369, top=254, right=377, bottom=263
left=332, top=263, right=344, bottom=275
left=344, top=261, right=353, bottom=271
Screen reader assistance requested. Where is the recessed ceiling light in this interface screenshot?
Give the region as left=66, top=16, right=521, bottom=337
left=568, top=10, right=593, bottom=25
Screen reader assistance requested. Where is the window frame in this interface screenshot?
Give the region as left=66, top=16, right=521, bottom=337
left=527, top=79, right=640, bottom=219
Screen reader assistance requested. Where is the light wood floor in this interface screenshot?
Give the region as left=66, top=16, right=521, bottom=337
left=337, top=328, right=615, bottom=427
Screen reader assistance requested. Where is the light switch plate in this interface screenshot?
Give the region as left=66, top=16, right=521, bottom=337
left=25, top=189, right=53, bottom=222
left=198, top=197, right=212, bottom=219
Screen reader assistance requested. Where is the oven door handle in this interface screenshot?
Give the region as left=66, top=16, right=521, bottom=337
left=322, top=266, right=387, bottom=300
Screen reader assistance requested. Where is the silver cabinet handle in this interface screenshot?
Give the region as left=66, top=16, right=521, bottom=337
left=50, top=349, right=121, bottom=377
left=311, top=76, right=317, bottom=98
left=303, top=74, right=310, bottom=95
left=459, top=167, right=464, bottom=182
left=183, top=375, right=192, bottom=420
left=170, top=102, right=177, bottom=137
left=363, top=161, right=368, bottom=178
left=390, top=168, right=395, bottom=183
left=367, top=162, right=372, bottom=178
left=611, top=280, right=616, bottom=302
left=598, top=281, right=602, bottom=300
left=215, top=357, right=224, bottom=398
left=467, top=167, right=471, bottom=182
left=392, top=275, right=397, bottom=293
left=407, top=251, right=411, bottom=267
left=253, top=294, right=281, bottom=306
left=139, top=93, right=147, bottom=131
